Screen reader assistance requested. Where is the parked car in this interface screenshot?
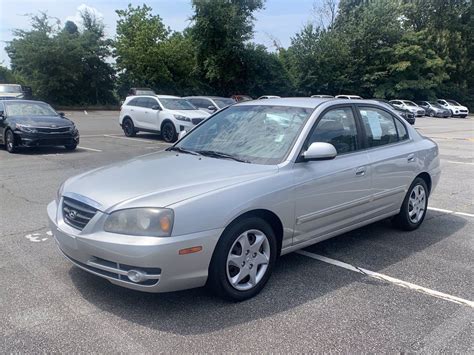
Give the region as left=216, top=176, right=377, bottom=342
left=119, top=95, right=209, bottom=143
left=0, top=84, right=24, bottom=99
left=335, top=95, right=362, bottom=99
left=416, top=101, right=451, bottom=118
left=436, top=99, right=469, bottom=118
left=231, top=95, right=253, bottom=102
left=389, top=100, right=425, bottom=117
left=372, top=99, right=416, bottom=125
left=0, top=99, right=79, bottom=153
left=50, top=98, right=440, bottom=301
left=258, top=95, right=281, bottom=99
left=127, top=87, right=156, bottom=97
left=311, top=94, right=334, bottom=98
left=184, top=96, right=236, bottom=114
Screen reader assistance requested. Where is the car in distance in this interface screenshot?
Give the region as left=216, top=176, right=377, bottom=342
left=184, top=96, right=236, bottom=114
left=311, top=94, right=334, bottom=98
left=127, top=87, right=156, bottom=97
left=231, top=94, right=253, bottom=102
left=0, top=100, right=79, bottom=153
left=389, top=100, right=425, bottom=117
left=416, top=101, right=451, bottom=118
left=119, top=95, right=209, bottom=143
left=372, top=99, right=416, bottom=125
left=0, top=84, right=25, bottom=99
left=258, top=95, right=281, bottom=100
left=335, top=94, right=362, bottom=99
left=436, top=99, right=469, bottom=118
left=49, top=98, right=440, bottom=301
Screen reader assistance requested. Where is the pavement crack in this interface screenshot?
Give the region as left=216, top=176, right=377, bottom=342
left=0, top=183, right=44, bottom=205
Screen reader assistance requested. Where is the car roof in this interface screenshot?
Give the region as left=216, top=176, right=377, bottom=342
left=156, top=95, right=180, bottom=99
left=184, top=96, right=232, bottom=100
left=234, top=97, right=336, bottom=109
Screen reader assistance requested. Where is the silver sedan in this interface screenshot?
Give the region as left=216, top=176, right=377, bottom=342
left=48, top=98, right=440, bottom=301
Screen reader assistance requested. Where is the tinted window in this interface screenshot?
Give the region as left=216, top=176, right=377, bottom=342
left=394, top=119, right=408, bottom=140
left=0, top=102, right=4, bottom=112
left=143, top=98, right=159, bottom=109
left=359, top=107, right=399, bottom=147
left=214, top=98, right=236, bottom=108
left=127, top=98, right=141, bottom=107
left=191, top=98, right=211, bottom=109
left=308, top=107, right=359, bottom=154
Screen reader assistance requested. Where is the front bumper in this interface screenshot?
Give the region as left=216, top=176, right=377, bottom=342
left=15, top=131, right=79, bottom=147
left=47, top=200, right=222, bottom=293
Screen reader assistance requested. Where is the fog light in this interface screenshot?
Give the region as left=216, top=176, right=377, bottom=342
left=127, top=269, right=146, bottom=283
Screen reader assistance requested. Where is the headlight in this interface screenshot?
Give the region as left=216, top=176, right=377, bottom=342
left=104, top=208, right=174, bottom=237
left=174, top=114, right=190, bottom=122
left=16, top=124, right=38, bottom=133
left=56, top=181, right=65, bottom=203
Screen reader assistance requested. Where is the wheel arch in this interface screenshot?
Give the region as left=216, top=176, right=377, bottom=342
left=160, top=118, right=175, bottom=131
left=415, top=172, right=432, bottom=195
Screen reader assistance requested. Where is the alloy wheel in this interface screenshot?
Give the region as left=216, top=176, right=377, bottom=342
left=408, top=184, right=426, bottom=224
left=226, top=229, right=270, bottom=291
left=162, top=123, right=175, bottom=142
left=6, top=131, right=14, bottom=152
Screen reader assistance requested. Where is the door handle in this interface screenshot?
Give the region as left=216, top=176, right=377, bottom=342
left=407, top=154, right=415, bottom=163
left=355, top=166, right=366, bottom=176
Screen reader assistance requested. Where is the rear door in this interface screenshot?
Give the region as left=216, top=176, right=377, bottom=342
left=356, top=105, right=416, bottom=216
left=140, top=97, right=161, bottom=131
left=292, top=105, right=373, bottom=245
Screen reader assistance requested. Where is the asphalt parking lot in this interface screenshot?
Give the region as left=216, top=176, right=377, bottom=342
left=1, top=111, right=473, bottom=352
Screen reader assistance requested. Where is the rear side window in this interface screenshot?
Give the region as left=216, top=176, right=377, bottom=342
left=0, top=102, right=4, bottom=112
left=127, top=98, right=141, bottom=107
left=143, top=98, right=159, bottom=108
left=308, top=107, right=359, bottom=154
left=394, top=118, right=409, bottom=140
left=359, top=107, right=399, bottom=147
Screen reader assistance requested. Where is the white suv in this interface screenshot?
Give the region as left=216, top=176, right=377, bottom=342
left=119, top=95, right=210, bottom=142
left=436, top=99, right=469, bottom=118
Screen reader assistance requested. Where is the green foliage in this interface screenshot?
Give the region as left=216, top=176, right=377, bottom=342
left=6, top=11, right=115, bottom=105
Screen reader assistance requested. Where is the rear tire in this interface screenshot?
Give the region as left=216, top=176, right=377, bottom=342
left=393, top=177, right=428, bottom=231
left=207, top=217, right=277, bottom=301
left=122, top=118, right=136, bottom=137
left=64, top=144, right=77, bottom=151
left=429, top=111, right=435, bottom=117
left=5, top=130, right=16, bottom=153
left=161, top=121, right=177, bottom=143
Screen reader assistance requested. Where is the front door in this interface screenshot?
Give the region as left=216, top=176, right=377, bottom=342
left=292, top=106, right=373, bottom=245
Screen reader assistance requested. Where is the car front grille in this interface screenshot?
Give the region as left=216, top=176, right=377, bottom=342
left=37, top=127, right=71, bottom=133
left=62, top=197, right=98, bottom=230
left=192, top=118, right=205, bottom=125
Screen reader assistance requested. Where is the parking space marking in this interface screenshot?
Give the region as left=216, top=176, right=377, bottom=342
left=445, top=160, right=474, bottom=165
left=296, top=250, right=474, bottom=308
left=103, top=134, right=156, bottom=143
left=78, top=146, right=102, bottom=152
left=428, top=207, right=474, bottom=218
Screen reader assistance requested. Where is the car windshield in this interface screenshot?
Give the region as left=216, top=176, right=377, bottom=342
left=214, top=98, right=236, bottom=108
left=5, top=101, right=57, bottom=116
left=403, top=101, right=417, bottom=106
left=175, top=105, right=312, bottom=164
left=429, top=102, right=444, bottom=108
left=159, top=98, right=197, bottom=110
left=135, top=90, right=155, bottom=95
left=446, top=100, right=461, bottom=106
left=0, top=85, right=22, bottom=93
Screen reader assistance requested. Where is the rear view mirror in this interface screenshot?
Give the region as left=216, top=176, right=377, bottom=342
left=152, top=105, right=161, bottom=110
left=58, top=112, right=65, bottom=117
left=302, top=142, right=337, bottom=161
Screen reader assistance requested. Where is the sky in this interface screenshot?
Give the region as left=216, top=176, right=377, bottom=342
left=0, top=0, right=319, bottom=67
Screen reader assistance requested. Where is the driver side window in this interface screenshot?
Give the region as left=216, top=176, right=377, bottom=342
left=308, top=107, right=359, bottom=154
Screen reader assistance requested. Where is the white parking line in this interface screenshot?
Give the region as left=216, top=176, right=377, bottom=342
left=78, top=146, right=102, bottom=152
left=445, top=160, right=474, bottom=165
left=428, top=207, right=474, bottom=218
left=296, top=250, right=474, bottom=308
left=103, top=134, right=156, bottom=143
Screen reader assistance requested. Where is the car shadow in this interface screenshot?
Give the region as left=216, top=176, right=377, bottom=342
left=0, top=146, right=79, bottom=155
left=134, top=133, right=169, bottom=143
left=69, top=212, right=467, bottom=336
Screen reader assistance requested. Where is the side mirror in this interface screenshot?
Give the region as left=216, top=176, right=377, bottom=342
left=58, top=112, right=65, bottom=117
left=178, top=130, right=187, bottom=140
left=302, top=142, right=337, bottom=161
left=152, top=105, right=161, bottom=110
left=208, top=105, right=217, bottom=112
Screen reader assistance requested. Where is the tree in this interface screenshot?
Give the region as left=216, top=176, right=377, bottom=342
left=191, top=0, right=264, bottom=95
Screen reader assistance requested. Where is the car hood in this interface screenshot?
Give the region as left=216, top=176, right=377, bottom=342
left=168, top=109, right=209, bottom=118
left=11, top=115, right=73, bottom=127
left=63, top=151, right=278, bottom=212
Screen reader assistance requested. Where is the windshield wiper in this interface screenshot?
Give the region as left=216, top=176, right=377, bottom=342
left=196, top=150, right=250, bottom=163
left=166, top=146, right=201, bottom=156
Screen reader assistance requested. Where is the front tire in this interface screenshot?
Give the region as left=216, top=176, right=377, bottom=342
left=122, top=118, right=136, bottom=137
left=208, top=217, right=277, bottom=301
left=64, top=143, right=77, bottom=151
left=429, top=111, right=435, bottom=117
left=161, top=121, right=177, bottom=143
left=5, top=130, right=16, bottom=153
left=393, top=177, right=428, bottom=231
